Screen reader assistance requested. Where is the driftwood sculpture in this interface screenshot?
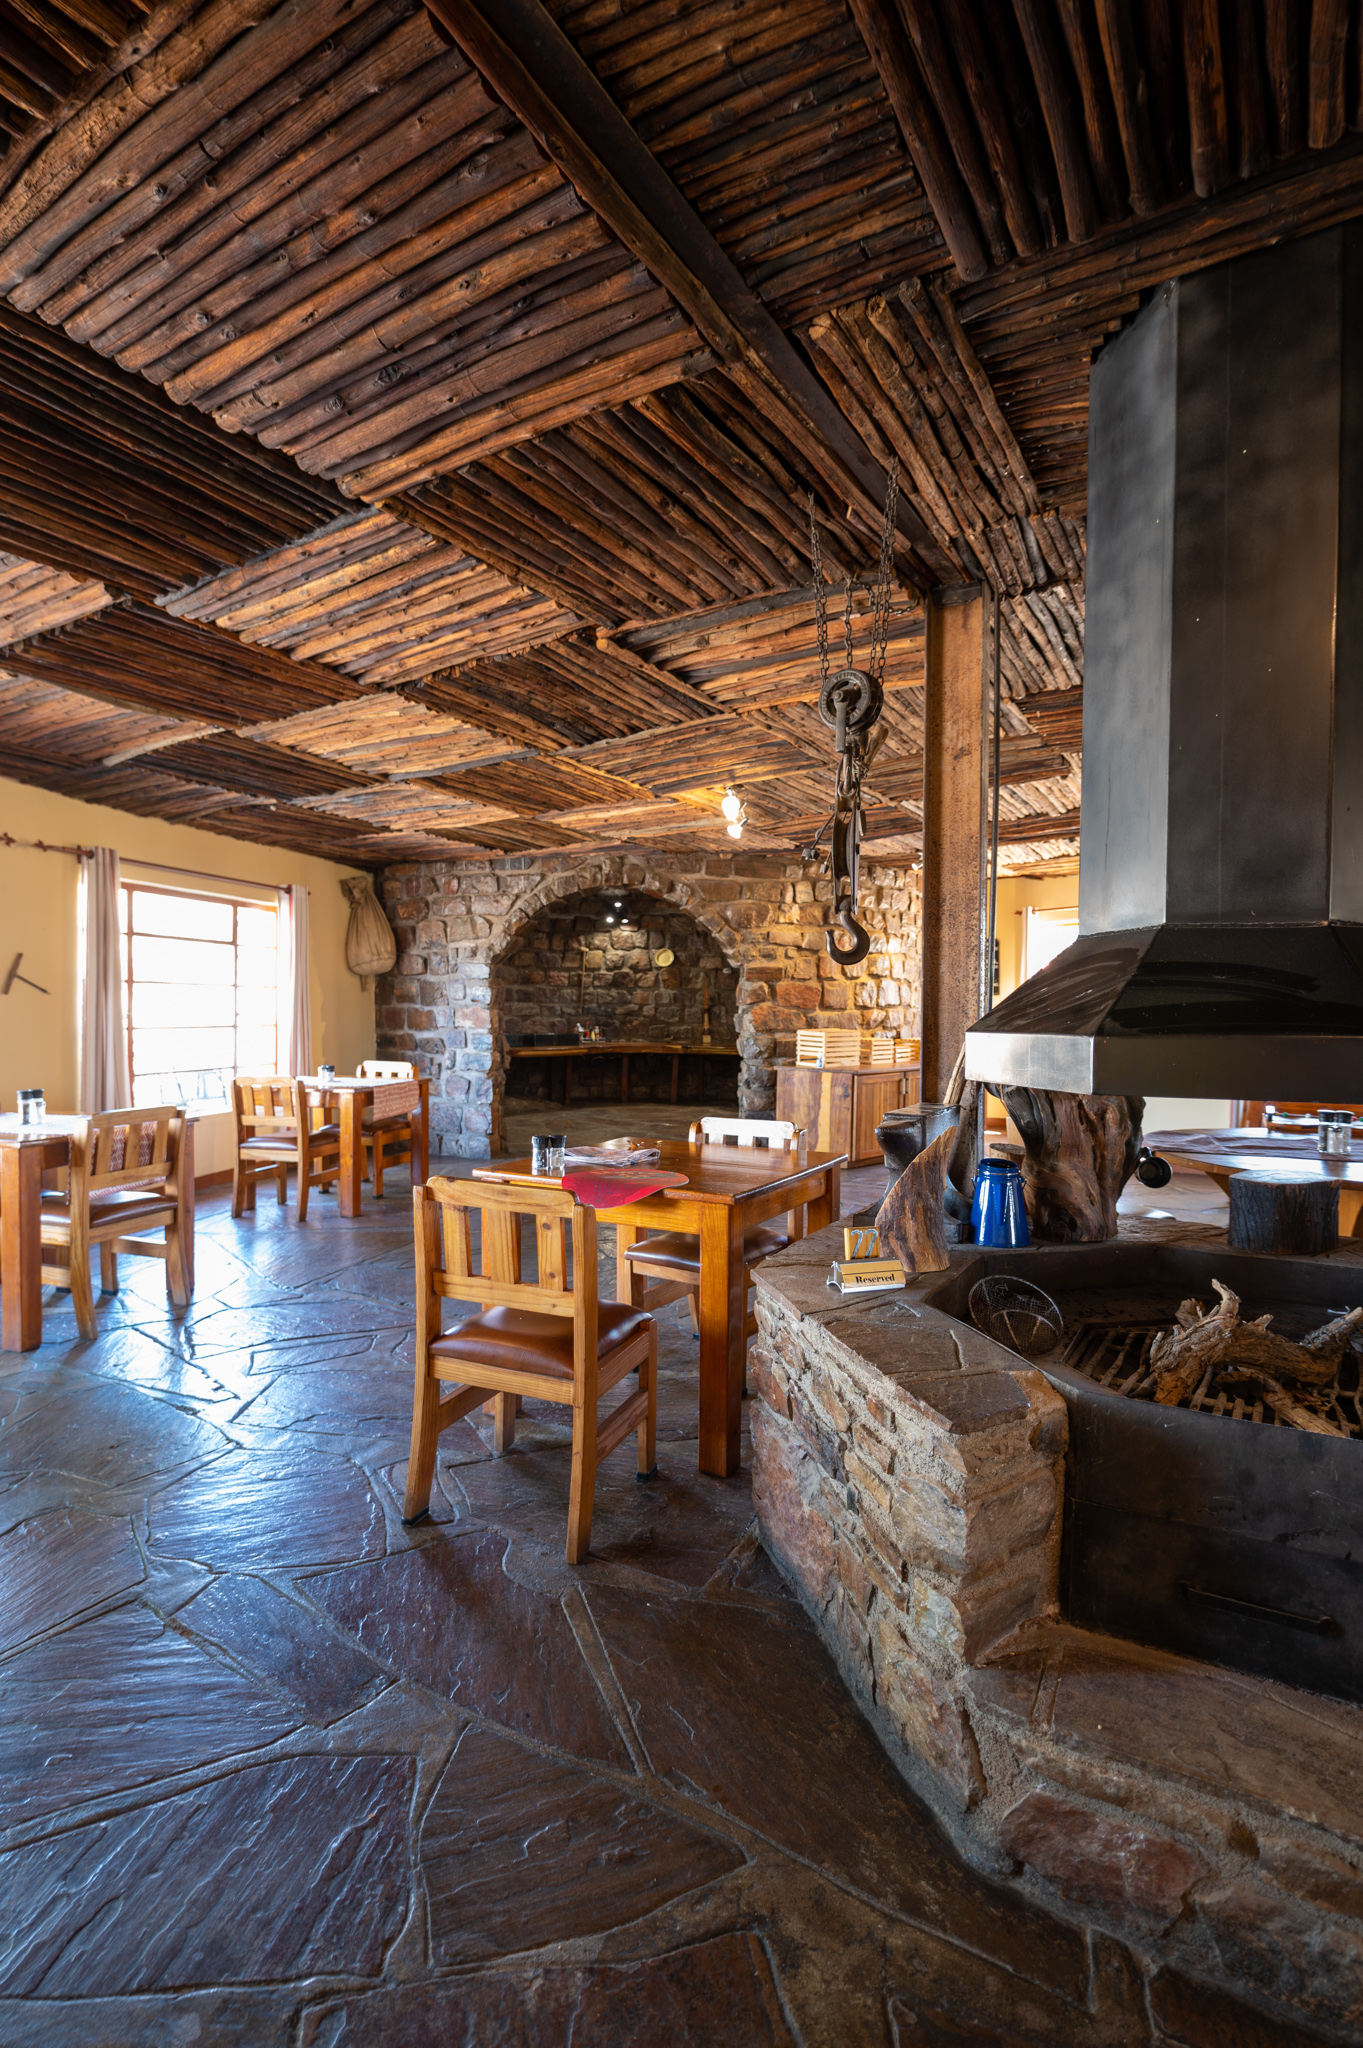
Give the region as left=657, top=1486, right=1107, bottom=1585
left=1149, top=1280, right=1363, bottom=1434
left=995, top=1088, right=1144, bottom=1243
left=876, top=1127, right=953, bottom=1277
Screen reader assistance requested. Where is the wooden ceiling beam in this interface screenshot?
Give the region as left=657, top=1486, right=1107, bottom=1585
left=425, top=0, right=955, bottom=587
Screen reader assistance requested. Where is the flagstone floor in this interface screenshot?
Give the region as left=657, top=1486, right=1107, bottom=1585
left=0, top=1122, right=1326, bottom=2048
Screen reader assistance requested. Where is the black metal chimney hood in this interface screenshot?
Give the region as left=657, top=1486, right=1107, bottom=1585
left=966, top=223, right=1363, bottom=1099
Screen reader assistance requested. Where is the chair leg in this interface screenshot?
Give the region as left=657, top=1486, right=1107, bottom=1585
left=373, top=1132, right=385, bottom=1199
left=99, top=1243, right=118, bottom=1294
left=638, top=1325, right=658, bottom=1477
left=297, top=1157, right=310, bottom=1223
left=232, top=1155, right=249, bottom=1218
left=68, top=1237, right=98, bottom=1342
left=491, top=1390, right=516, bottom=1455
left=165, top=1216, right=191, bottom=1310
left=275, top=1164, right=287, bottom=1206
left=687, top=1290, right=700, bottom=1336
left=566, top=1405, right=598, bottom=1565
left=403, top=1360, right=447, bottom=1521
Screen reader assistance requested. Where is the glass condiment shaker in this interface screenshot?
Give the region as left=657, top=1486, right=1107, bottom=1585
left=17, top=1088, right=45, bottom=1127
left=1318, top=1108, right=1354, bottom=1158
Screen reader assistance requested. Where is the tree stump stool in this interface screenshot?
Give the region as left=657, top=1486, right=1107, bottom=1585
left=1227, top=1173, right=1340, bottom=1255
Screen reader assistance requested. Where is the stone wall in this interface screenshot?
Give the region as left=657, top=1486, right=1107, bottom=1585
left=376, top=849, right=920, bottom=1154
left=496, top=888, right=737, bottom=1103
left=751, top=1224, right=1363, bottom=2043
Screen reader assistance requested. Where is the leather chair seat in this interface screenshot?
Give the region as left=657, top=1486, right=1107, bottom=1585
left=623, top=1224, right=790, bottom=1278
left=41, top=1188, right=178, bottom=1232
left=431, top=1300, right=650, bottom=1381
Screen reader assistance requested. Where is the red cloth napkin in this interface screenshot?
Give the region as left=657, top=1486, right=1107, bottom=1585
left=561, top=1166, right=689, bottom=1208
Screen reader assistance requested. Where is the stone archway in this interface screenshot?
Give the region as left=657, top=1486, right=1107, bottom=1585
left=489, top=881, right=743, bottom=1152
left=376, top=847, right=920, bottom=1158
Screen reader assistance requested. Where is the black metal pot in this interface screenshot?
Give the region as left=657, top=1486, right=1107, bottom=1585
left=875, top=1102, right=960, bottom=1177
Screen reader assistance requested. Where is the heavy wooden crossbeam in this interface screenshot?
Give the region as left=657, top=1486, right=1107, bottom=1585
left=425, top=0, right=955, bottom=589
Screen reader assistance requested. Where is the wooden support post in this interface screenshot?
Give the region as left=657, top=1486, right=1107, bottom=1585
left=920, top=587, right=988, bottom=1102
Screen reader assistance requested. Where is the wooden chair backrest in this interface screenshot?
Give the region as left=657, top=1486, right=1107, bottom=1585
left=233, top=1077, right=297, bottom=1135
left=689, top=1115, right=803, bottom=1151
left=71, top=1107, right=183, bottom=1199
left=360, top=1059, right=415, bottom=1079
left=416, top=1176, right=595, bottom=1336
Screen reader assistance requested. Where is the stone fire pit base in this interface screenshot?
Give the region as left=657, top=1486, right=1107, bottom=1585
left=752, top=1219, right=1363, bottom=2044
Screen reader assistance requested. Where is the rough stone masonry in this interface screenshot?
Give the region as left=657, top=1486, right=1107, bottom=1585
left=751, top=1220, right=1363, bottom=2043
left=376, top=850, right=921, bottom=1154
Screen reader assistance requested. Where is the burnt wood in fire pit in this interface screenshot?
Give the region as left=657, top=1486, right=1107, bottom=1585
left=922, top=1240, right=1363, bottom=1701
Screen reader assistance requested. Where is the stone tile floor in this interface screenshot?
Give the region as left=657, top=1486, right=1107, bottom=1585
left=0, top=1120, right=1329, bottom=2047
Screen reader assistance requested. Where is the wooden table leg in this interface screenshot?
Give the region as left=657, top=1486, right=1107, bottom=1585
left=698, top=1203, right=745, bottom=1477
left=339, top=1090, right=363, bottom=1217
left=180, top=1120, right=195, bottom=1297
left=807, top=1162, right=841, bottom=1233
left=615, top=1216, right=643, bottom=1306
left=1, top=1145, right=44, bottom=1351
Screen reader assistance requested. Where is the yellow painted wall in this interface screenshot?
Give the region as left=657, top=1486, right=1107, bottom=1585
left=990, top=872, right=1229, bottom=1133
left=0, top=776, right=376, bottom=1177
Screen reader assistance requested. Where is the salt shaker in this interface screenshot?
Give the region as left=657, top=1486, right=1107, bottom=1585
left=1318, top=1108, right=1354, bottom=1158
left=531, top=1133, right=554, bottom=1175
left=17, top=1088, right=44, bottom=1127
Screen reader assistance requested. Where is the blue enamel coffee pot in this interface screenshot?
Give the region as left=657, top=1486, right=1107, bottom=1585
left=970, top=1158, right=1030, bottom=1247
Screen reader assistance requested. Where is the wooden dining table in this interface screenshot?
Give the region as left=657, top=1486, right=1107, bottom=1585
left=300, top=1075, right=431, bottom=1218
left=0, top=1112, right=196, bottom=1352
left=474, top=1137, right=845, bottom=1477
left=1143, top=1126, right=1363, bottom=1235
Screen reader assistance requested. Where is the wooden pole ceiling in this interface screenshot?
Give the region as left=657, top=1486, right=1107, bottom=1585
left=0, top=0, right=1357, bottom=871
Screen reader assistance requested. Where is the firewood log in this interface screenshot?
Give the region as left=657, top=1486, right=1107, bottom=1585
left=1151, top=1279, right=1363, bottom=1403
left=876, top=1126, right=952, bottom=1276
left=1217, top=1369, right=1346, bottom=1436
left=1151, top=1279, right=1243, bottom=1404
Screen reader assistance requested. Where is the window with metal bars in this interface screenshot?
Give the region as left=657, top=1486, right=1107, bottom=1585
left=121, top=882, right=278, bottom=1111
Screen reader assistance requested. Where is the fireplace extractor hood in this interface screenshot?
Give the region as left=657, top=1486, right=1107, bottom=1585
left=966, top=224, right=1363, bottom=1098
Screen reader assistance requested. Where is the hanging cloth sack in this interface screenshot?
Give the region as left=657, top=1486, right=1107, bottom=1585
left=340, top=875, right=397, bottom=987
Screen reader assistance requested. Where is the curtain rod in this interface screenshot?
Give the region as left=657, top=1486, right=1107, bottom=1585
left=121, top=856, right=298, bottom=892
left=0, top=831, right=95, bottom=858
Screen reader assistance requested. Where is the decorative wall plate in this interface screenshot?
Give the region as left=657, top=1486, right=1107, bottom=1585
left=654, top=947, right=675, bottom=966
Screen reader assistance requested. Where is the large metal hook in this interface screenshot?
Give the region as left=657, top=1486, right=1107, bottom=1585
left=826, top=905, right=871, bottom=964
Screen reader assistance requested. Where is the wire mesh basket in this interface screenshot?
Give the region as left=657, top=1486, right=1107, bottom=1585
left=968, top=1276, right=1064, bottom=1357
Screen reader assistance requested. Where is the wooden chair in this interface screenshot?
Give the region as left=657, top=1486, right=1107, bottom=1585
left=230, top=1077, right=341, bottom=1222
left=623, top=1116, right=807, bottom=1344
left=39, top=1107, right=190, bottom=1341
left=404, top=1176, right=657, bottom=1562
left=359, top=1058, right=418, bottom=1198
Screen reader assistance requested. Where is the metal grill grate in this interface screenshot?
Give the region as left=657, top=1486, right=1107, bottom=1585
left=1057, top=1319, right=1363, bottom=1436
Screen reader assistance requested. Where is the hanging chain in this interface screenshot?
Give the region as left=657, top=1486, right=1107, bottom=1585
left=804, top=460, right=902, bottom=968
left=809, top=493, right=830, bottom=691
left=869, top=458, right=900, bottom=683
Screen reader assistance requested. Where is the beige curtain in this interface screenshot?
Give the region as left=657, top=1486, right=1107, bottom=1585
left=278, top=884, right=312, bottom=1075
left=80, top=847, right=132, bottom=1112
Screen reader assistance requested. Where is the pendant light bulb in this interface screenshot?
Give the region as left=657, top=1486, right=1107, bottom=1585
left=726, top=820, right=743, bottom=841
left=721, top=787, right=742, bottom=822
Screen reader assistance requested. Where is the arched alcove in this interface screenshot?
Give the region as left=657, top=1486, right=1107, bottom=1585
left=491, top=886, right=740, bottom=1140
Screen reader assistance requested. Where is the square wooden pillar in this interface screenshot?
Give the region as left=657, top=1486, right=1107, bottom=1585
left=919, top=587, right=989, bottom=1102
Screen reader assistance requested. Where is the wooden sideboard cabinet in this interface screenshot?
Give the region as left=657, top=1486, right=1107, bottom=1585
left=776, top=1064, right=921, bottom=1166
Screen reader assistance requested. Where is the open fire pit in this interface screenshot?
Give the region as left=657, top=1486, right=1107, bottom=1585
left=926, top=1242, right=1363, bottom=1705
